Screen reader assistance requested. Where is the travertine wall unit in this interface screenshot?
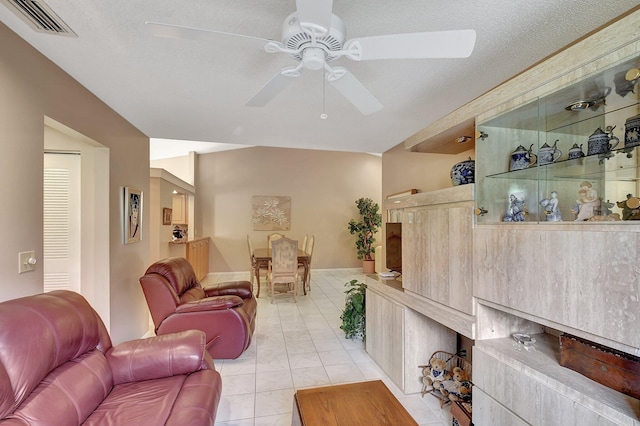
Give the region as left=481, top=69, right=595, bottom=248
left=366, top=280, right=457, bottom=394
left=475, top=225, right=639, bottom=355
left=401, top=185, right=475, bottom=316
left=473, top=336, right=639, bottom=426
left=365, top=288, right=404, bottom=387
left=373, top=9, right=640, bottom=425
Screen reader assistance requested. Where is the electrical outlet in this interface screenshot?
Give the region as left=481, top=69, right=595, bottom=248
left=19, top=251, right=36, bottom=274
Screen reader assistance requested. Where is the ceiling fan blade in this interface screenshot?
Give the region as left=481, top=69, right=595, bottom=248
left=327, top=67, right=383, bottom=115
left=145, top=21, right=273, bottom=49
left=295, top=0, right=333, bottom=35
left=346, top=30, right=476, bottom=60
left=246, top=69, right=299, bottom=107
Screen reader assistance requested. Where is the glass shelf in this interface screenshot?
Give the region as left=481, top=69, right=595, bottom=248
left=476, top=50, right=640, bottom=225
left=486, top=148, right=640, bottom=182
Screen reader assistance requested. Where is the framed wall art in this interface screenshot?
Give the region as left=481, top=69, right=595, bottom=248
left=163, top=207, right=172, bottom=225
left=123, top=187, right=143, bottom=244
left=252, top=195, right=291, bottom=231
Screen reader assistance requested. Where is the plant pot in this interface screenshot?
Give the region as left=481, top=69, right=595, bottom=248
left=362, top=259, right=375, bottom=274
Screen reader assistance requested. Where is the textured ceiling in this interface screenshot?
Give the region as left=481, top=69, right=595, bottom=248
left=1, top=1, right=638, bottom=158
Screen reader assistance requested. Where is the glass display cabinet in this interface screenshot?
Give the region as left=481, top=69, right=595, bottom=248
left=475, top=52, right=640, bottom=224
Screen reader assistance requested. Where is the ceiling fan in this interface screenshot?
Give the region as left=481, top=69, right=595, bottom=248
left=146, top=0, right=476, bottom=115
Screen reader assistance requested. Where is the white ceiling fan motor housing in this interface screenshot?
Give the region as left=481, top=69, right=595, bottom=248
left=282, top=12, right=346, bottom=63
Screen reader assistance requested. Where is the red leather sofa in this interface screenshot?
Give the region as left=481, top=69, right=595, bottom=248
left=0, top=290, right=221, bottom=425
left=139, top=257, right=257, bottom=359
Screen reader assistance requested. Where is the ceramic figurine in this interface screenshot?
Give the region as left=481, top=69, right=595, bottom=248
left=537, top=140, right=562, bottom=165
left=450, top=157, right=475, bottom=186
left=587, top=127, right=619, bottom=156
left=572, top=181, right=600, bottom=221
left=540, top=191, right=562, bottom=221
left=503, top=194, right=525, bottom=222
left=567, top=143, right=585, bottom=159
left=510, top=144, right=536, bottom=171
left=624, top=113, right=640, bottom=149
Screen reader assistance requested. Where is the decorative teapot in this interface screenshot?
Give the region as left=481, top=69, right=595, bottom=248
left=587, top=126, right=619, bottom=156
left=537, top=139, right=562, bottom=165
left=510, top=144, right=537, bottom=171
left=568, top=143, right=585, bottom=159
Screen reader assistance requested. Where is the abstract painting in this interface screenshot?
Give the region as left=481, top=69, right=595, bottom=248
left=124, top=187, right=143, bottom=244
left=252, top=196, right=291, bottom=231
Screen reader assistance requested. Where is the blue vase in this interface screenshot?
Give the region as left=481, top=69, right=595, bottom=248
left=450, top=157, right=475, bottom=186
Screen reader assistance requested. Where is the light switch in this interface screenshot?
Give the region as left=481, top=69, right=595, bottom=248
left=19, top=251, right=36, bottom=274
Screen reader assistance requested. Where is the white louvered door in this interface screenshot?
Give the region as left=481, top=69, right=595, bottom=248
left=43, top=152, right=81, bottom=293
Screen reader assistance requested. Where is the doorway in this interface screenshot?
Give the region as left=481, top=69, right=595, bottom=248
left=43, top=118, right=111, bottom=329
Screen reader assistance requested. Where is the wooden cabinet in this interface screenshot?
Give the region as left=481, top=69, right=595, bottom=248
left=172, top=194, right=187, bottom=224
left=186, top=238, right=209, bottom=281
left=168, top=237, right=210, bottom=281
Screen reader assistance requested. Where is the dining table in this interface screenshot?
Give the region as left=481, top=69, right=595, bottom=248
left=253, top=248, right=310, bottom=298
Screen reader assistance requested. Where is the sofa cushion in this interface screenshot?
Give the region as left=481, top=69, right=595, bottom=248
left=8, top=351, right=112, bottom=425
left=0, top=291, right=111, bottom=419
left=107, top=330, right=212, bottom=385
left=204, top=281, right=253, bottom=299
left=83, top=375, right=185, bottom=425
left=144, top=257, right=202, bottom=300
left=164, top=369, right=222, bottom=426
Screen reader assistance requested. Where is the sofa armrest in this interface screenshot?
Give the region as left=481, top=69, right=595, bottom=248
left=176, top=295, right=243, bottom=313
left=204, top=281, right=253, bottom=299
left=107, top=329, right=213, bottom=385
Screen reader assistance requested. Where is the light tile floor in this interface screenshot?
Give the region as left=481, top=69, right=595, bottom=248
left=203, top=269, right=452, bottom=426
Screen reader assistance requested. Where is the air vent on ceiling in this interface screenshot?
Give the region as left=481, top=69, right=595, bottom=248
left=1, top=0, right=76, bottom=36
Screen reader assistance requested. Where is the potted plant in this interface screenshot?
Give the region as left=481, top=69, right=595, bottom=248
left=348, top=197, right=382, bottom=274
left=340, top=279, right=367, bottom=341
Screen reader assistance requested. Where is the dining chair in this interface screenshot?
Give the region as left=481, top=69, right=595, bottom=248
left=269, top=237, right=298, bottom=304
left=299, top=235, right=314, bottom=293
left=300, top=234, right=308, bottom=253
left=247, top=235, right=268, bottom=295
left=267, top=232, right=285, bottom=249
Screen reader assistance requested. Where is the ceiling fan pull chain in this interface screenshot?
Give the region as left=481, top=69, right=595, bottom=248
left=321, top=71, right=328, bottom=119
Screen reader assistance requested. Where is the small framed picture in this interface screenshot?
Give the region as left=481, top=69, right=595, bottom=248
left=123, top=187, right=143, bottom=244
left=163, top=207, right=172, bottom=225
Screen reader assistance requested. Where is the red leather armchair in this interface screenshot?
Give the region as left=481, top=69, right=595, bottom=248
left=0, top=290, right=221, bottom=425
left=139, top=257, right=257, bottom=359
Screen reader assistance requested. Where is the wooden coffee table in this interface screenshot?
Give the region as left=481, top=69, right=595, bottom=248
left=292, top=380, right=418, bottom=425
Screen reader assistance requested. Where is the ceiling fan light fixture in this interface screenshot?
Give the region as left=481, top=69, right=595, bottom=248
left=302, top=47, right=326, bottom=70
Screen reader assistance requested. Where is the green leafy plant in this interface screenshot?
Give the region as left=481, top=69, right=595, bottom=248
left=340, top=279, right=367, bottom=341
left=348, top=197, right=382, bottom=261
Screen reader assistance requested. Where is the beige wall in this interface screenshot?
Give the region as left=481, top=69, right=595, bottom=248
left=196, top=147, right=382, bottom=272
left=382, top=142, right=475, bottom=199
left=0, top=22, right=150, bottom=344
left=150, top=156, right=192, bottom=184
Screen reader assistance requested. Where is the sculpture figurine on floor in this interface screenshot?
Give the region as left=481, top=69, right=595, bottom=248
left=503, top=193, right=525, bottom=222
left=539, top=191, right=562, bottom=222
left=572, top=181, right=600, bottom=221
